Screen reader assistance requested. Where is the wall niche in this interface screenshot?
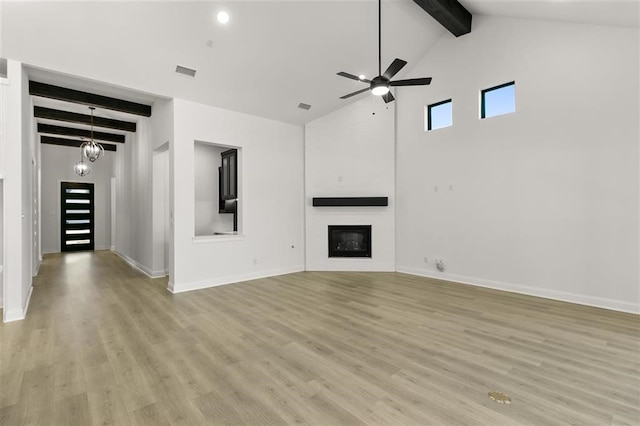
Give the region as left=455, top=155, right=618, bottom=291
left=194, top=141, right=240, bottom=237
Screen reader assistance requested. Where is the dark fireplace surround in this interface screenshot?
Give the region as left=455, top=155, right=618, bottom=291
left=328, top=225, right=372, bottom=258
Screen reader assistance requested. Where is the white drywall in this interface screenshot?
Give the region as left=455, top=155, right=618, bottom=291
left=3, top=60, right=32, bottom=322
left=171, top=98, right=304, bottom=292
left=305, top=97, right=396, bottom=271
left=149, top=99, right=173, bottom=277
left=40, top=144, right=114, bottom=253
left=396, top=16, right=640, bottom=313
left=114, top=99, right=172, bottom=279
left=194, top=142, right=234, bottom=236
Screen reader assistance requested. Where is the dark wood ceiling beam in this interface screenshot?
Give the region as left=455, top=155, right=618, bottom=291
left=34, top=106, right=137, bottom=132
left=413, top=0, right=472, bottom=37
left=29, top=81, right=152, bottom=117
left=38, top=123, right=125, bottom=143
left=41, top=136, right=117, bottom=152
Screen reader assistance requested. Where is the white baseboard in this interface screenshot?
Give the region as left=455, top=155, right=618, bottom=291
left=3, top=285, right=33, bottom=323
left=110, top=246, right=116, bottom=251
left=43, top=246, right=110, bottom=255
left=397, top=266, right=640, bottom=315
left=305, top=261, right=396, bottom=272
left=114, top=251, right=166, bottom=279
left=170, top=265, right=305, bottom=294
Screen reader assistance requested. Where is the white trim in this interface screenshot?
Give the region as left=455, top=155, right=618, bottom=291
left=42, top=246, right=111, bottom=256
left=192, top=234, right=246, bottom=244
left=397, top=266, right=640, bottom=315
left=4, top=285, right=33, bottom=322
left=114, top=251, right=165, bottom=279
left=33, top=259, right=40, bottom=277
left=305, top=262, right=396, bottom=272
left=170, top=265, right=305, bottom=294
left=0, top=265, right=3, bottom=308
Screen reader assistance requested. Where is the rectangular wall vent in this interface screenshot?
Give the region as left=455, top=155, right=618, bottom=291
left=175, top=65, right=197, bottom=77
left=298, top=103, right=311, bottom=110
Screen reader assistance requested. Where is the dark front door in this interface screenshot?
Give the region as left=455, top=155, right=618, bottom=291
left=61, top=182, right=95, bottom=252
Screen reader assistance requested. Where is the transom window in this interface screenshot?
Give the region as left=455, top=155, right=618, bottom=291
left=426, top=99, right=452, bottom=131
left=481, top=81, right=515, bottom=119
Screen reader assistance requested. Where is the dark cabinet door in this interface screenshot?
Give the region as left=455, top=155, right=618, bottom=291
left=221, top=149, right=237, bottom=200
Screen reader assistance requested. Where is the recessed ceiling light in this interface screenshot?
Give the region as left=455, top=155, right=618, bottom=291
left=217, top=11, right=230, bottom=24
left=358, top=74, right=366, bottom=80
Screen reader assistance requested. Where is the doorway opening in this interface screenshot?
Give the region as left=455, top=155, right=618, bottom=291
left=61, top=182, right=95, bottom=252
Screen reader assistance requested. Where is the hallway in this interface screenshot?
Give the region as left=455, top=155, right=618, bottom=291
left=0, top=251, right=638, bottom=425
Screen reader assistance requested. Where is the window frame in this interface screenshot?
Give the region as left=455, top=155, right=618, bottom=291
left=480, top=81, right=515, bottom=119
left=426, top=98, right=453, bottom=131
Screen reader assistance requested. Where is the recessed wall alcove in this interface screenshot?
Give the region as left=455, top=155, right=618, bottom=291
left=193, top=141, right=240, bottom=237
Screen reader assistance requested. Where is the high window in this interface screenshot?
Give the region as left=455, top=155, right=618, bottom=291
left=481, top=82, right=515, bottom=119
left=426, top=99, right=453, bottom=131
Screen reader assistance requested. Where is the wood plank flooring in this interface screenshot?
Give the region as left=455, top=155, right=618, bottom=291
left=1, top=250, right=638, bottom=425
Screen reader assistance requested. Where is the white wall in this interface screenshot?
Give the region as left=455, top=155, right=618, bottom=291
left=40, top=144, right=114, bottom=253
left=171, top=99, right=304, bottom=292
left=194, top=142, right=233, bottom=236
left=0, top=71, right=6, bottom=309
left=396, top=16, right=640, bottom=313
left=149, top=99, right=173, bottom=277
left=114, top=99, right=172, bottom=278
left=305, top=97, right=396, bottom=271
left=3, top=60, right=32, bottom=322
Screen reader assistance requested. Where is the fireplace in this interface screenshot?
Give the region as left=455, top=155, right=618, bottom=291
left=328, top=225, right=372, bottom=258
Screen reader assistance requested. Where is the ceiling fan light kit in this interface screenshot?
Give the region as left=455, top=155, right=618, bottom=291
left=337, top=0, right=432, bottom=103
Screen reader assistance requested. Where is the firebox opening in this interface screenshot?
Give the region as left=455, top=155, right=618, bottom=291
left=328, top=225, right=372, bottom=258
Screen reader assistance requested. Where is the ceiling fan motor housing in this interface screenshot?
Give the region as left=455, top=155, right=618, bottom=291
left=370, top=76, right=390, bottom=96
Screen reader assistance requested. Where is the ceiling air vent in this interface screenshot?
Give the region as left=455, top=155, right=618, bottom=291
left=175, top=65, right=196, bottom=77
left=298, top=103, right=311, bottom=110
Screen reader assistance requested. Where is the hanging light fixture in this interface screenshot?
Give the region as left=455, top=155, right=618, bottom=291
left=81, top=106, right=104, bottom=162
left=74, top=141, right=90, bottom=176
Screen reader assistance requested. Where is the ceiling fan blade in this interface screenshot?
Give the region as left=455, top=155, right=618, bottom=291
left=337, top=72, right=371, bottom=83
left=382, top=58, right=407, bottom=80
left=382, top=91, right=395, bottom=103
left=390, top=77, right=432, bottom=86
left=340, top=87, right=371, bottom=99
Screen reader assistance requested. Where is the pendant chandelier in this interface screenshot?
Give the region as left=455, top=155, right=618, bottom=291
left=74, top=141, right=90, bottom=177
left=80, top=106, right=104, bottom=162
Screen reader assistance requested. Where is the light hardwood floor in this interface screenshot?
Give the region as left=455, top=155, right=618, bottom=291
left=0, top=251, right=638, bottom=425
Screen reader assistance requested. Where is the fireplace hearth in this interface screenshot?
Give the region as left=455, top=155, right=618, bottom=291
left=328, top=225, right=372, bottom=258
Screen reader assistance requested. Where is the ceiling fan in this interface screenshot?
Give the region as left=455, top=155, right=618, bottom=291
left=337, top=0, right=432, bottom=103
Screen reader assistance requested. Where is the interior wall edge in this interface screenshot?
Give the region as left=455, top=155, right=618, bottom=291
left=113, top=250, right=165, bottom=279
left=170, top=265, right=305, bottom=294
left=397, top=266, right=640, bottom=315
left=3, top=285, right=32, bottom=323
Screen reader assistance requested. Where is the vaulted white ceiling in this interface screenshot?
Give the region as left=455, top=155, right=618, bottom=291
left=2, top=1, right=638, bottom=125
